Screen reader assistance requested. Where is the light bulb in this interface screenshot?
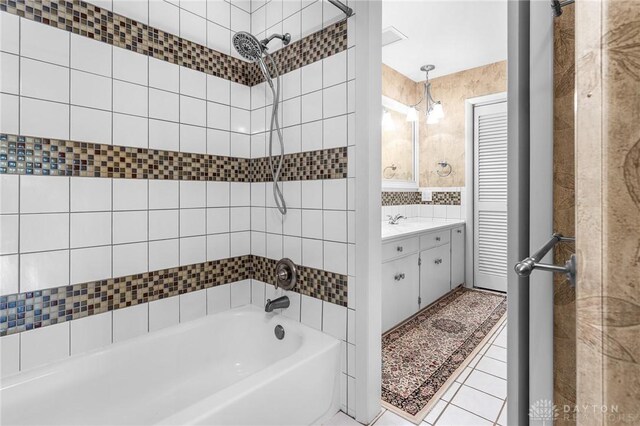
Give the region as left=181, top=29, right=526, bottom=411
left=382, top=110, right=395, bottom=130
left=431, top=102, right=444, bottom=119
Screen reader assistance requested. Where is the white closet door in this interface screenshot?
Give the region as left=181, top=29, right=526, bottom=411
left=474, top=101, right=508, bottom=292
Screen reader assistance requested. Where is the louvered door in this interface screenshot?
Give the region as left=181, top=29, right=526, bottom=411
left=473, top=101, right=508, bottom=292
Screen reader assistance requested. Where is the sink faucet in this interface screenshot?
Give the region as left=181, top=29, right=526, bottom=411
left=265, top=296, right=290, bottom=312
left=387, top=214, right=406, bottom=225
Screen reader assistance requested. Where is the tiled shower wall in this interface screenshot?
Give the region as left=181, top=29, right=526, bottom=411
left=0, top=0, right=356, bottom=416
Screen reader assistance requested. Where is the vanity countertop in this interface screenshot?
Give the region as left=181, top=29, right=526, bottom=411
left=382, top=218, right=465, bottom=242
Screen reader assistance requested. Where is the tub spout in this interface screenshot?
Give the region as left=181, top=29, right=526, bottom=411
left=265, top=296, right=290, bottom=312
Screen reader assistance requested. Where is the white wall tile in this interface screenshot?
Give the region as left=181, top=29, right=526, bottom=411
left=71, top=106, right=112, bottom=145
left=0, top=13, right=20, bottom=55
left=71, top=246, right=111, bottom=284
left=283, top=235, right=301, bottom=264
left=323, top=179, right=346, bottom=210
left=208, top=0, right=231, bottom=28
left=112, top=242, right=148, bottom=276
left=266, top=233, right=282, bottom=259
left=324, top=241, right=347, bottom=274
left=180, top=95, right=207, bottom=126
left=0, top=255, right=19, bottom=295
left=70, top=312, right=112, bottom=355
left=149, top=180, right=179, bottom=210
left=0, top=175, right=19, bottom=214
left=149, top=0, right=180, bottom=35
left=20, top=176, right=70, bottom=214
left=181, top=8, right=207, bottom=46
left=149, top=297, right=180, bottom=332
left=301, top=90, right=322, bottom=123
left=230, top=133, right=250, bottom=157
left=149, top=238, right=180, bottom=270
left=230, top=107, right=250, bottom=133
left=206, top=207, right=230, bottom=234
left=230, top=279, right=251, bottom=307
left=70, top=212, right=111, bottom=248
left=301, top=209, right=322, bottom=239
left=251, top=280, right=265, bottom=307
left=20, top=213, right=69, bottom=253
left=230, top=207, right=250, bottom=232
left=0, top=52, right=19, bottom=94
left=207, top=232, right=230, bottom=260
left=149, top=57, right=180, bottom=93
left=282, top=290, right=301, bottom=321
left=323, top=210, right=347, bottom=242
left=230, top=82, right=250, bottom=109
left=323, top=115, right=347, bottom=149
left=113, top=179, right=148, bottom=211
left=113, top=211, right=148, bottom=244
left=180, top=289, right=207, bottom=321
left=113, top=0, right=148, bottom=24
left=301, top=180, right=322, bottom=209
left=0, top=94, right=19, bottom=134
left=180, top=181, right=207, bottom=208
left=300, top=294, right=322, bottom=330
left=230, top=231, right=250, bottom=256
left=113, top=80, right=148, bottom=117
left=323, top=83, right=347, bottom=118
left=149, top=119, right=180, bottom=151
left=113, top=113, right=148, bottom=148
left=0, top=334, right=20, bottom=377
left=20, top=19, right=69, bottom=66
left=0, top=215, right=18, bottom=255
left=208, top=101, right=231, bottom=130
left=180, top=235, right=206, bottom=264
left=302, top=237, right=322, bottom=269
left=301, top=1, right=322, bottom=37
left=70, top=70, right=111, bottom=110
left=20, top=250, right=69, bottom=291
left=322, top=301, right=346, bottom=340
left=323, top=50, right=346, bottom=88
left=283, top=208, right=301, bottom=236
left=207, top=181, right=230, bottom=207
left=149, top=209, right=179, bottom=240
left=20, top=97, right=69, bottom=140
left=21, top=322, right=69, bottom=371
left=180, top=66, right=207, bottom=99
left=180, top=208, right=206, bottom=236
left=70, top=33, right=112, bottom=77
left=207, top=75, right=231, bottom=104
left=251, top=230, right=266, bottom=256
left=113, top=303, right=148, bottom=343
left=71, top=177, right=111, bottom=212
left=207, top=283, right=231, bottom=314
left=182, top=0, right=207, bottom=18
left=149, top=88, right=180, bottom=122
left=207, top=128, right=231, bottom=156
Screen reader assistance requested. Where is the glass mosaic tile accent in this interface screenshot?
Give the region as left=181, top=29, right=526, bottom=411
left=381, top=191, right=462, bottom=206
left=0, top=134, right=347, bottom=182
left=0, top=0, right=348, bottom=87
left=0, top=255, right=348, bottom=336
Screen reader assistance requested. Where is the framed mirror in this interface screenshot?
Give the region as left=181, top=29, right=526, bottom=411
left=381, top=96, right=419, bottom=190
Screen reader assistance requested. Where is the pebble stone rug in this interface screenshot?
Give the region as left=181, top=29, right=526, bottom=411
left=381, top=287, right=507, bottom=423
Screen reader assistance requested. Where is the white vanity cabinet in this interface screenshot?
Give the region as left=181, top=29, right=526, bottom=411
left=381, top=223, right=465, bottom=333
left=382, top=253, right=420, bottom=332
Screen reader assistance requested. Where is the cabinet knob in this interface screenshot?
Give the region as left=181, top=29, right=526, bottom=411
left=456, top=229, right=462, bottom=234
left=434, top=258, right=442, bottom=265
left=397, top=246, right=403, bottom=252
left=394, top=273, right=405, bottom=281
left=435, top=236, right=441, bottom=241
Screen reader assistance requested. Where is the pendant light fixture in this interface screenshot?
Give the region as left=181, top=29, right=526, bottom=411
left=406, top=64, right=444, bottom=124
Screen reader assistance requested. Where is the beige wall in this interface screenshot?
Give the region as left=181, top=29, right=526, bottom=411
left=576, top=0, right=640, bottom=423
left=381, top=62, right=507, bottom=188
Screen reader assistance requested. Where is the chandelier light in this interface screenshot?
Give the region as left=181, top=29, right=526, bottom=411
left=406, top=64, right=444, bottom=124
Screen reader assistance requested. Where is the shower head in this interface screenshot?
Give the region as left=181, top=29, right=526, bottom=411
left=233, top=31, right=264, bottom=62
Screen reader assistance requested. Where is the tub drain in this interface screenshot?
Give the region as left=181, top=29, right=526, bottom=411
left=274, top=325, right=285, bottom=340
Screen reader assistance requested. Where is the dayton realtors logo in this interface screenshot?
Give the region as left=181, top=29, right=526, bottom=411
left=529, top=399, right=559, bottom=425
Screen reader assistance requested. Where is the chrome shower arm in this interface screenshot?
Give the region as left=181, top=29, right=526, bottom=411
left=261, top=33, right=291, bottom=48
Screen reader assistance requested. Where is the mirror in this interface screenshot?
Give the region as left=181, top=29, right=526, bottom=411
left=381, top=96, right=419, bottom=190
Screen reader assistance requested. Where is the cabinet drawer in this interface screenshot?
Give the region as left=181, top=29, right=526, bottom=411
left=420, top=229, right=450, bottom=250
left=382, top=237, right=419, bottom=262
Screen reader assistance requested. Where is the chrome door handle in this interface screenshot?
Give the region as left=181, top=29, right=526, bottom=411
left=435, top=236, right=441, bottom=241
left=434, top=258, right=442, bottom=265
left=456, top=229, right=462, bottom=234
left=394, top=273, right=405, bottom=281
left=397, top=246, right=403, bottom=252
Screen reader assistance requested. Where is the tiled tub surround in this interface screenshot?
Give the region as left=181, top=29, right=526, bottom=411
left=0, top=0, right=358, bottom=417
left=0, top=0, right=347, bottom=87
left=0, top=133, right=347, bottom=181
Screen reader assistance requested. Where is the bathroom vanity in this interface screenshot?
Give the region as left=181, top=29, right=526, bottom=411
left=381, top=219, right=466, bottom=333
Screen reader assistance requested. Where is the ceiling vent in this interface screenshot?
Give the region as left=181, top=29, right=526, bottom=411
left=381, top=26, right=408, bottom=48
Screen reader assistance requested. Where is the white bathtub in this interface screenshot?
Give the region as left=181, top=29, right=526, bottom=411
left=0, top=305, right=341, bottom=425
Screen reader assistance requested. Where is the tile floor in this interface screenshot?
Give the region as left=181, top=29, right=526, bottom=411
left=324, top=318, right=508, bottom=426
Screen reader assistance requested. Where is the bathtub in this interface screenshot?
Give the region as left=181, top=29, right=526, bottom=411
left=0, top=305, right=342, bottom=425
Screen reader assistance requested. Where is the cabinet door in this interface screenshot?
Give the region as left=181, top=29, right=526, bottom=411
left=419, top=245, right=451, bottom=308
left=381, top=253, right=419, bottom=333
left=451, top=226, right=465, bottom=288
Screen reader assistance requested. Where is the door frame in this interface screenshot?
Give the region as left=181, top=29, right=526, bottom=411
left=464, top=92, right=508, bottom=290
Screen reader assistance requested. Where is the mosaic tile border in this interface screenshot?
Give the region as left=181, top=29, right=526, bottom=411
left=0, top=0, right=348, bottom=87
left=0, top=255, right=348, bottom=336
left=0, top=134, right=347, bottom=181
left=381, top=191, right=462, bottom=206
